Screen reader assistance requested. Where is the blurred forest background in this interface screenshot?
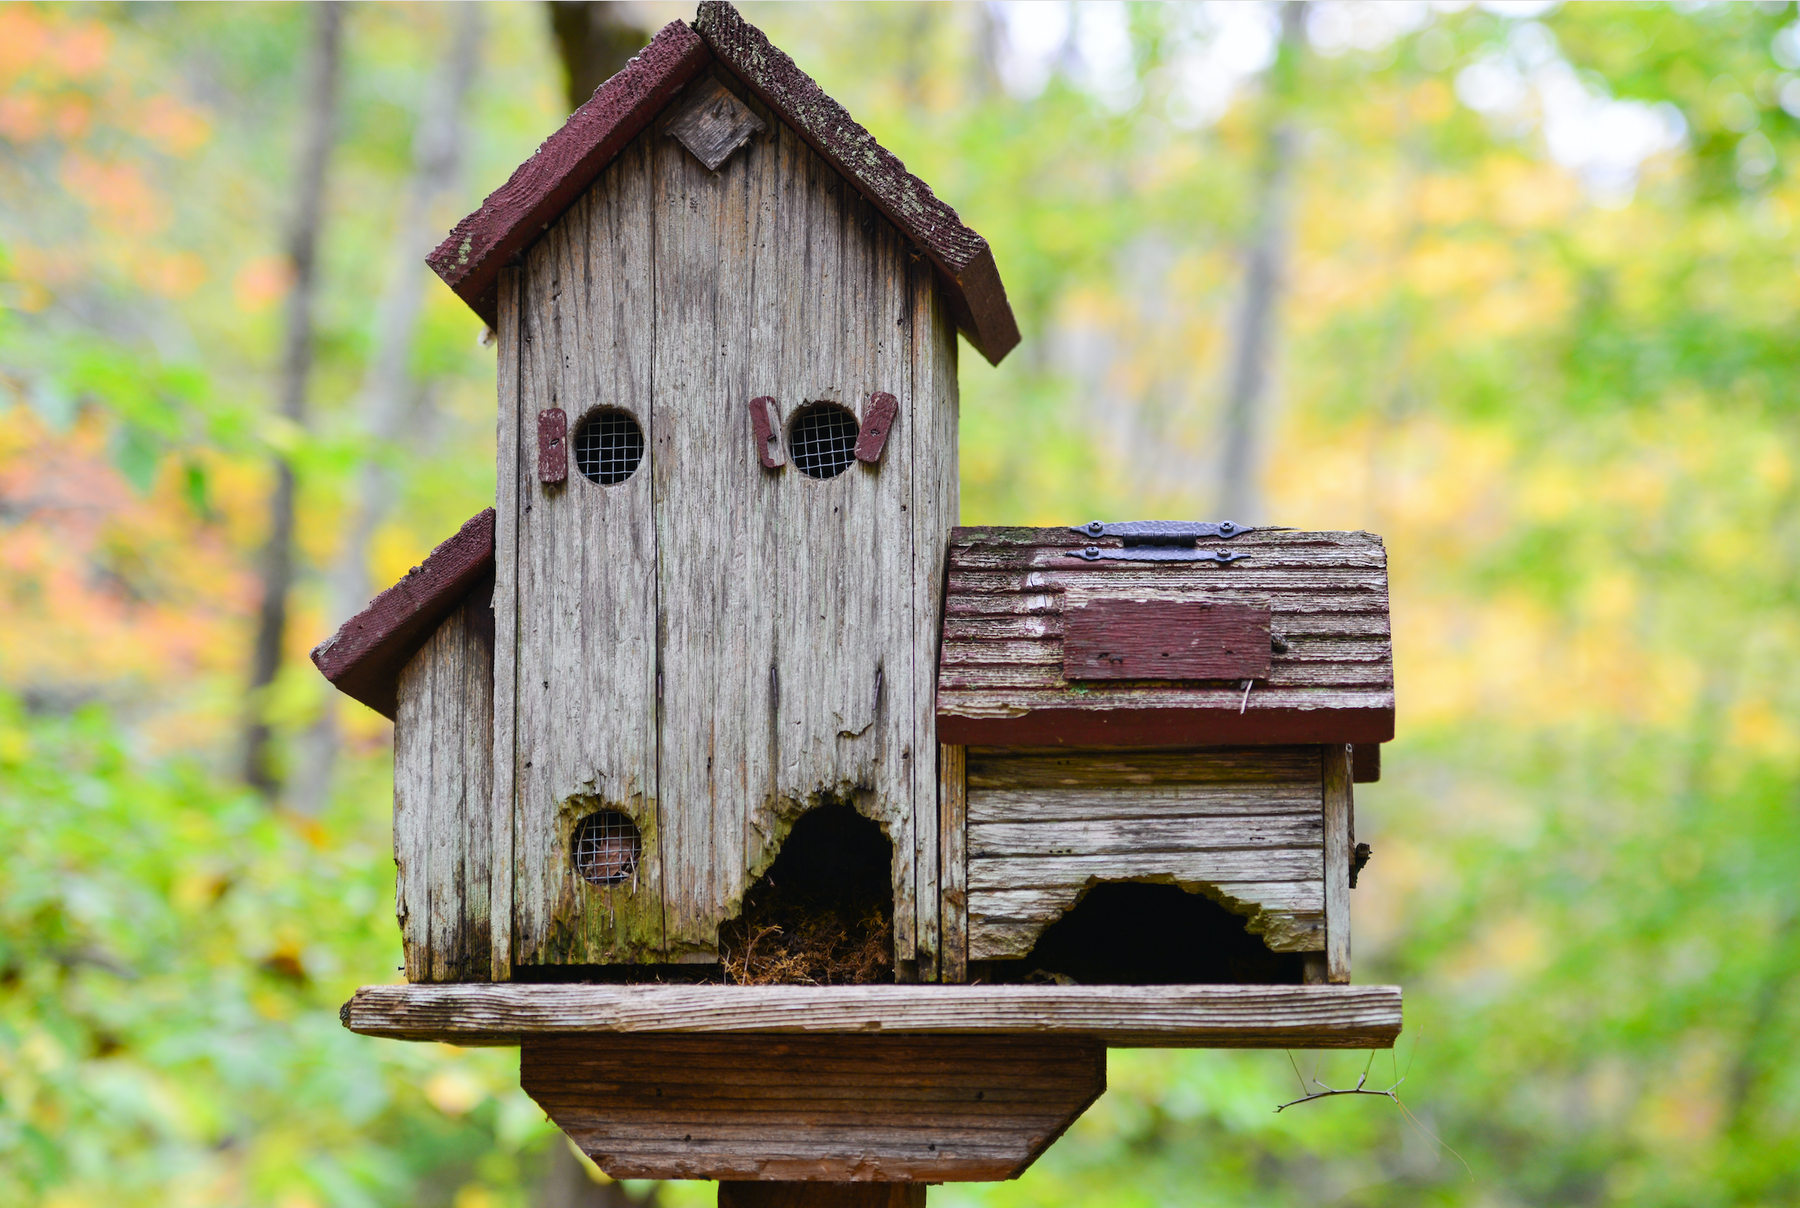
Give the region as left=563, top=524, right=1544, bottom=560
left=4, top=1, right=1799, bottom=1205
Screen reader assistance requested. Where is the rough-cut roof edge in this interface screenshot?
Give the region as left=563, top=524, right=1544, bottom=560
left=692, top=2, right=1020, bottom=365
left=426, top=3, right=1020, bottom=366
left=426, top=21, right=710, bottom=330
left=311, top=509, right=495, bottom=720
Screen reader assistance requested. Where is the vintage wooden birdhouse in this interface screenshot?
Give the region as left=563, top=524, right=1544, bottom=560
left=316, top=5, right=1401, bottom=1196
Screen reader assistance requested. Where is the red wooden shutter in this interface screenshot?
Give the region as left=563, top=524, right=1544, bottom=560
left=855, top=391, right=898, bottom=464
left=538, top=408, right=568, bottom=484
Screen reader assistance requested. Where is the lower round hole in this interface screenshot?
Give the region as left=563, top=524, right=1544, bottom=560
left=572, top=810, right=642, bottom=885
left=788, top=402, right=859, bottom=479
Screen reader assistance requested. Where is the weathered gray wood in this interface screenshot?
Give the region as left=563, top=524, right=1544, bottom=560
left=938, top=745, right=967, bottom=984
left=395, top=596, right=494, bottom=982
left=341, top=982, right=1404, bottom=1048
left=965, top=747, right=1326, bottom=959
left=524, top=1032, right=1103, bottom=1182
left=1323, top=742, right=1353, bottom=983
left=641, top=71, right=944, bottom=961
left=514, top=131, right=664, bottom=967
left=490, top=267, right=522, bottom=982
left=664, top=75, right=767, bottom=171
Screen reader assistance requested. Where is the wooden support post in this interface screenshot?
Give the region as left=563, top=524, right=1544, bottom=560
left=1322, top=742, right=1353, bottom=984
left=938, top=744, right=968, bottom=984
left=719, top=1184, right=925, bottom=1208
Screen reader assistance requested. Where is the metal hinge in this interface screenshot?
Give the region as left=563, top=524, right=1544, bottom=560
left=1064, top=519, right=1287, bottom=563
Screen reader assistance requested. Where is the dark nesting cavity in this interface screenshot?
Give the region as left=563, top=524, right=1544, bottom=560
left=787, top=403, right=859, bottom=479
left=994, top=882, right=1304, bottom=986
left=573, top=409, right=645, bottom=485
left=719, top=802, right=894, bottom=984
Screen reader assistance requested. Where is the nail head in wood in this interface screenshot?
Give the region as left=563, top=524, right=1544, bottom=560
left=666, top=75, right=767, bottom=171
left=854, top=391, right=899, bottom=464
left=537, top=407, right=568, bottom=484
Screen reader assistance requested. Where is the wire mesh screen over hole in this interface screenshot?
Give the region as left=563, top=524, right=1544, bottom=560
left=572, top=810, right=642, bottom=886
left=574, top=410, right=644, bottom=485
left=788, top=402, right=860, bottom=479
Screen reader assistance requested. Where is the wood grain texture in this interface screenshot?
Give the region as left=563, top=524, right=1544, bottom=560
left=937, top=528, right=1393, bottom=747
left=855, top=391, right=899, bottom=464
left=513, top=130, right=665, bottom=968
left=427, top=20, right=710, bottom=328
left=395, top=590, right=495, bottom=982
left=1323, top=743, right=1353, bottom=984
left=1063, top=598, right=1271, bottom=681
left=665, top=75, right=766, bottom=171
left=647, top=70, right=945, bottom=962
left=965, top=747, right=1325, bottom=960
left=537, top=408, right=568, bottom=484
left=719, top=1184, right=924, bottom=1208
left=692, top=3, right=1018, bottom=365
left=342, top=982, right=1403, bottom=1048
left=521, top=1033, right=1103, bottom=1182
left=938, top=745, right=968, bottom=984
left=310, top=508, right=495, bottom=720
left=490, top=270, right=523, bottom=981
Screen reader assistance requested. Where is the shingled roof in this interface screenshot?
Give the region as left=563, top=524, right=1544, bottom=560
left=426, top=1, right=1020, bottom=365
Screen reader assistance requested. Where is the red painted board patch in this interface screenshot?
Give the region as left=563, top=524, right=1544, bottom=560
left=538, top=408, right=568, bottom=484
left=855, top=391, right=898, bottom=464
left=1063, top=598, right=1272, bottom=681
left=748, top=396, right=785, bottom=469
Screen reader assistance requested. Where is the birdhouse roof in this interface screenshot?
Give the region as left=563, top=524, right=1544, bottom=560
left=936, top=526, right=1396, bottom=747
left=310, top=509, right=494, bottom=720
left=426, top=2, right=1020, bottom=365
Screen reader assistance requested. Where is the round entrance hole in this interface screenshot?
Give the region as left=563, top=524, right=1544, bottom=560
left=572, top=810, right=642, bottom=885
left=787, top=402, right=859, bottom=479
left=573, top=409, right=645, bottom=485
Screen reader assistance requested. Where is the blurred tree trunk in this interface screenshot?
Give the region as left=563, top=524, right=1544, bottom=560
left=548, top=2, right=652, bottom=112
left=244, top=1, right=343, bottom=796
left=289, top=6, right=484, bottom=816
left=541, top=1138, right=657, bottom=1208
left=1216, top=1, right=1307, bottom=524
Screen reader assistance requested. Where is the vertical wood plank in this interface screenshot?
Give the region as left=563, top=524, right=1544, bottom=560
left=651, top=73, right=924, bottom=960
left=490, top=268, right=522, bottom=982
left=395, top=595, right=494, bottom=981
left=513, top=134, right=664, bottom=968
left=938, top=744, right=968, bottom=984
left=1323, top=742, right=1353, bottom=984
left=910, top=263, right=958, bottom=975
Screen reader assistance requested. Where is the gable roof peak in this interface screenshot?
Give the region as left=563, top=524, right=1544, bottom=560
left=426, top=2, right=1018, bottom=365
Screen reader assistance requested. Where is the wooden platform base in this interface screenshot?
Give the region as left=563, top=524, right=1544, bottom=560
left=526, top=1033, right=1103, bottom=1182
left=341, top=983, right=1402, bottom=1049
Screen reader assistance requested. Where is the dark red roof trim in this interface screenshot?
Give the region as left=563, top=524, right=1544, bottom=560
left=938, top=707, right=1395, bottom=749
left=311, top=509, right=496, bottom=720
left=692, top=3, right=1020, bottom=365
left=426, top=3, right=1019, bottom=365
left=426, top=21, right=711, bottom=330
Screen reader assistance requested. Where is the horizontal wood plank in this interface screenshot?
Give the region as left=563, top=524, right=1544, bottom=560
left=969, top=815, right=1320, bottom=859
left=342, top=982, right=1401, bottom=1049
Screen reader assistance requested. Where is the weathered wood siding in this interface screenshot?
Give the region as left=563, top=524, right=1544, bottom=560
left=964, top=747, right=1328, bottom=961
left=502, top=68, right=957, bottom=969
left=394, top=587, right=495, bottom=982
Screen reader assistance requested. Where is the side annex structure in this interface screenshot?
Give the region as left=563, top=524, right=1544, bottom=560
left=314, top=3, right=1403, bottom=1198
